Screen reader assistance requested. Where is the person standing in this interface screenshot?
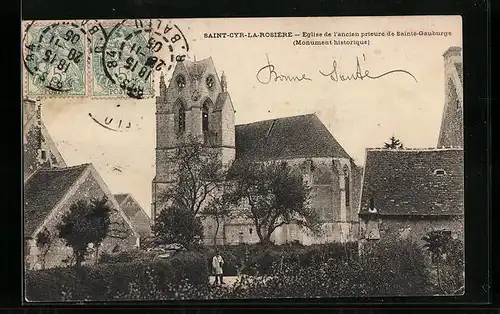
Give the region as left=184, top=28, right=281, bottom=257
left=212, top=251, right=225, bottom=285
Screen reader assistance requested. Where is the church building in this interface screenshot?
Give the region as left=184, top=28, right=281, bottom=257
left=151, top=57, right=362, bottom=245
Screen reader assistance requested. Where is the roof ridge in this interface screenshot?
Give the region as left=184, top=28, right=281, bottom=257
left=235, top=113, right=316, bottom=127
left=366, top=147, right=463, bottom=152
left=24, top=167, right=42, bottom=186
left=39, top=163, right=91, bottom=172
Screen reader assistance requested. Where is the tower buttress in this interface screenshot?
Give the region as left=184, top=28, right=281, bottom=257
left=159, top=72, right=167, bottom=99
left=437, top=46, right=463, bottom=148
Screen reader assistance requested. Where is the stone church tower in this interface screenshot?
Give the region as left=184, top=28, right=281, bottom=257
left=151, top=58, right=235, bottom=222
left=437, top=46, right=463, bottom=148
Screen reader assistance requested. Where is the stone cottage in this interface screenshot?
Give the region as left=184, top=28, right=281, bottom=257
left=114, top=193, right=153, bottom=245
left=357, top=147, right=464, bottom=247
left=23, top=99, right=140, bottom=270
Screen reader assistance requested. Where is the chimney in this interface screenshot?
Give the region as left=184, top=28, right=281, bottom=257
left=443, top=46, right=462, bottom=66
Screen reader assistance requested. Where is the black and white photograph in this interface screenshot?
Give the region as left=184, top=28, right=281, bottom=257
left=22, top=16, right=464, bottom=301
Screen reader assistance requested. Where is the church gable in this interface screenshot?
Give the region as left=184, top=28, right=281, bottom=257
left=163, top=58, right=223, bottom=112
left=23, top=99, right=67, bottom=182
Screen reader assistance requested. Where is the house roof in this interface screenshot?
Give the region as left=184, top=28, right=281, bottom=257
left=23, top=164, right=90, bottom=237
left=235, top=114, right=351, bottom=161
left=114, top=194, right=152, bottom=238
left=114, top=193, right=129, bottom=205
left=359, top=148, right=464, bottom=216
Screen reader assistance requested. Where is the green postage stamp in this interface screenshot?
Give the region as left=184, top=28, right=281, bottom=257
left=22, top=19, right=190, bottom=99
left=22, top=21, right=88, bottom=97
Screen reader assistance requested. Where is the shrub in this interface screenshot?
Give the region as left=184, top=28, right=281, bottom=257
left=237, top=242, right=358, bottom=275
left=234, top=239, right=433, bottom=298
left=25, top=251, right=208, bottom=301
left=99, top=249, right=157, bottom=264
left=357, top=239, right=433, bottom=296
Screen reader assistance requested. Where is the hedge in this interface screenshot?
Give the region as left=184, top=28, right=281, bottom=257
left=99, top=248, right=157, bottom=264
left=96, top=242, right=358, bottom=278
left=235, top=239, right=434, bottom=298
left=191, top=242, right=358, bottom=276
left=25, top=240, right=438, bottom=300
left=25, top=251, right=208, bottom=301
left=238, top=242, right=359, bottom=275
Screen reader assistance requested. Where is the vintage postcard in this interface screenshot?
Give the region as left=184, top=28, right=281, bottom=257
left=22, top=16, right=464, bottom=301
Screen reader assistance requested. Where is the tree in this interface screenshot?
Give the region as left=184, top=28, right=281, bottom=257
left=35, top=227, right=53, bottom=269
left=152, top=205, right=204, bottom=247
left=443, top=238, right=464, bottom=293
left=158, top=138, right=230, bottom=217
left=230, top=160, right=321, bottom=245
left=57, top=196, right=112, bottom=268
left=422, top=230, right=457, bottom=293
left=200, top=181, right=239, bottom=245
left=384, top=135, right=404, bottom=149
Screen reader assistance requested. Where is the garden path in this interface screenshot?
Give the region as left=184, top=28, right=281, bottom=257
left=208, top=276, right=240, bottom=287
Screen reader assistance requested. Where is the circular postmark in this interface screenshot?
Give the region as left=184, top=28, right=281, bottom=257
left=22, top=20, right=87, bottom=96
left=101, top=19, right=190, bottom=99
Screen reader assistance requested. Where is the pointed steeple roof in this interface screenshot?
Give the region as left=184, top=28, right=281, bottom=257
left=221, top=71, right=227, bottom=92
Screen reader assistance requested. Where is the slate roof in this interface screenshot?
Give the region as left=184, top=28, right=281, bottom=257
left=235, top=114, right=351, bottom=161
left=359, top=148, right=464, bottom=216
left=114, top=193, right=129, bottom=205
left=23, top=164, right=89, bottom=237
left=114, top=194, right=152, bottom=238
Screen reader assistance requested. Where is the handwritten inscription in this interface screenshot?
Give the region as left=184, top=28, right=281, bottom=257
left=256, top=54, right=312, bottom=84
left=319, top=54, right=418, bottom=83
left=256, top=54, right=417, bottom=84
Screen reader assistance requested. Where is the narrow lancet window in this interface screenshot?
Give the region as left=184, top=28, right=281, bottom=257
left=344, top=167, right=350, bottom=207
left=178, top=104, right=186, bottom=133
left=202, top=102, right=209, bottom=132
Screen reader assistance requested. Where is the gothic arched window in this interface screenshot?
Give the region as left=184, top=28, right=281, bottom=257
left=202, top=102, right=209, bottom=132
left=344, top=166, right=350, bottom=207
left=178, top=103, right=186, bottom=133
